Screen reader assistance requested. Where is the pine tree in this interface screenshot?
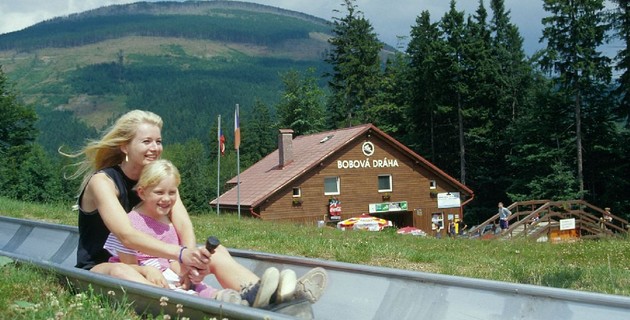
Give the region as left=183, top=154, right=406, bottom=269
left=362, top=50, right=408, bottom=135
left=276, top=68, right=326, bottom=136
left=242, top=99, right=276, bottom=167
left=0, top=68, right=37, bottom=155
left=405, top=10, right=446, bottom=162
left=438, top=0, right=468, bottom=181
left=460, top=1, right=495, bottom=187
left=324, top=0, right=383, bottom=128
left=0, top=68, right=40, bottom=201
left=538, top=0, right=612, bottom=198
left=611, top=0, right=630, bottom=126
left=476, top=0, right=534, bottom=206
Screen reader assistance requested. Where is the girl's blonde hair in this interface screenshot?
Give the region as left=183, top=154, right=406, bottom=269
left=136, top=159, right=181, bottom=191
left=61, top=110, right=163, bottom=192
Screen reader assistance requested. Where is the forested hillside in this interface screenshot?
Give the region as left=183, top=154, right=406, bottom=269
left=0, top=0, right=333, bottom=154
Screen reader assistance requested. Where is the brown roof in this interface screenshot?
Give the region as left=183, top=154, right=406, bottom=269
left=210, top=123, right=473, bottom=208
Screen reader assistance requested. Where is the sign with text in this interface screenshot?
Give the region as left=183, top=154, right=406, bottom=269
left=560, top=218, right=576, bottom=230
left=437, top=192, right=461, bottom=208
left=369, top=201, right=408, bottom=214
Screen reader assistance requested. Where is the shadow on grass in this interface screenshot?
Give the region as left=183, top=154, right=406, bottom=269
left=540, top=269, right=583, bottom=288
left=513, top=264, right=583, bottom=289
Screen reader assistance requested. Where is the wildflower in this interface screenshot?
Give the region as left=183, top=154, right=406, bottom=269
left=159, top=296, right=169, bottom=307
left=163, top=315, right=171, bottom=320
left=107, top=290, right=116, bottom=296
left=176, top=303, right=184, bottom=314
left=70, top=302, right=83, bottom=310
left=55, top=311, right=64, bottom=320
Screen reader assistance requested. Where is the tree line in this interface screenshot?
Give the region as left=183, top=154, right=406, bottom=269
left=1, top=0, right=629, bottom=224
left=0, top=9, right=329, bottom=51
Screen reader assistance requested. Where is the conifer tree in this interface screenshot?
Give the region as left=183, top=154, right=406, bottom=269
left=0, top=68, right=40, bottom=201
left=242, top=99, right=276, bottom=166
left=406, top=11, right=446, bottom=163
left=325, top=0, right=383, bottom=128
left=438, top=0, right=468, bottom=181
left=538, top=0, right=612, bottom=198
left=276, top=68, right=326, bottom=136
left=611, top=0, right=630, bottom=125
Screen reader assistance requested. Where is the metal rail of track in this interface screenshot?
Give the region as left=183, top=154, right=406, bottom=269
left=1, top=215, right=629, bottom=320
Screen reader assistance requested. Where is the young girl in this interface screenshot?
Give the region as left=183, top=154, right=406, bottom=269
left=103, top=159, right=243, bottom=304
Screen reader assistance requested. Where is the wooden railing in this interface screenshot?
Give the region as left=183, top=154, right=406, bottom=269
left=468, top=200, right=629, bottom=241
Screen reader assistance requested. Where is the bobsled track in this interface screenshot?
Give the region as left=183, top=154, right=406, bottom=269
left=2, top=216, right=630, bottom=320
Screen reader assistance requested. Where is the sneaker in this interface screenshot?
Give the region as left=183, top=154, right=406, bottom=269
left=251, top=267, right=280, bottom=308
left=276, top=269, right=297, bottom=303
left=215, top=289, right=245, bottom=305
left=294, top=267, right=327, bottom=303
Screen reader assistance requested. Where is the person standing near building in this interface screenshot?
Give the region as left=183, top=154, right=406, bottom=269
left=457, top=219, right=467, bottom=236
left=600, top=207, right=613, bottom=230
left=498, top=202, right=511, bottom=232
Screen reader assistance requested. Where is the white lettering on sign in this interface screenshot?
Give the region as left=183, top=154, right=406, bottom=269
left=337, top=158, right=399, bottom=169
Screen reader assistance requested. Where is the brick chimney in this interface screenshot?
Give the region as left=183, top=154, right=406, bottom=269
left=278, top=129, right=294, bottom=168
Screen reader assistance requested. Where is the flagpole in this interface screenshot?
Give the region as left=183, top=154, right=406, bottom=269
left=235, top=104, right=241, bottom=219
left=217, top=115, right=221, bottom=216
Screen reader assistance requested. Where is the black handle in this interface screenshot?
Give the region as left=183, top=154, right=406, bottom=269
left=205, top=236, right=220, bottom=254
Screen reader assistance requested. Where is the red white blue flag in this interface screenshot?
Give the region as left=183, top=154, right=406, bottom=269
left=219, top=127, right=225, bottom=156
left=234, top=104, right=241, bottom=150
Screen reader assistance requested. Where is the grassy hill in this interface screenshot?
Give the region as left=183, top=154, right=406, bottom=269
left=0, top=1, right=334, bottom=154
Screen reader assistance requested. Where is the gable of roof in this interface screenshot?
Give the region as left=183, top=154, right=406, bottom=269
left=210, top=124, right=473, bottom=208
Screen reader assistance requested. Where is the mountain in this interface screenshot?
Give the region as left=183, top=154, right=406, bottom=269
left=0, top=1, right=334, bottom=154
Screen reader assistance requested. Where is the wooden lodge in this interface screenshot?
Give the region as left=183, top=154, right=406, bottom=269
left=210, top=124, right=474, bottom=236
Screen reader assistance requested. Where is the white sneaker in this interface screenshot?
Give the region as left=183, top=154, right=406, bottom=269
left=252, top=267, right=280, bottom=308
left=276, top=269, right=297, bottom=303
left=295, top=267, right=327, bottom=303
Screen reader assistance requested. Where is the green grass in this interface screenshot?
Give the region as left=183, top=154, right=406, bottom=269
left=0, top=259, right=140, bottom=319
left=2, top=196, right=630, bottom=317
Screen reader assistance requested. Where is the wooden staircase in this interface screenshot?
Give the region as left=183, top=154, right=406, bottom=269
left=467, top=200, right=629, bottom=241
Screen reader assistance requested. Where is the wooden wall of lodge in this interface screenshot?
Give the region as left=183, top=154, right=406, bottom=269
left=259, top=134, right=464, bottom=233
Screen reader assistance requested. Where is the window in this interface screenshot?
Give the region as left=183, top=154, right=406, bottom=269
left=324, top=177, right=340, bottom=195
left=429, top=180, right=437, bottom=189
left=378, top=174, right=392, bottom=192
left=292, top=187, right=301, bottom=197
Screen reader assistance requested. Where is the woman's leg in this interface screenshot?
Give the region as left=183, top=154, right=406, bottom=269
left=91, top=262, right=155, bottom=286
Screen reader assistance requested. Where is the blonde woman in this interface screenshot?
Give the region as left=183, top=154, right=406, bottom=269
left=62, top=110, right=326, bottom=308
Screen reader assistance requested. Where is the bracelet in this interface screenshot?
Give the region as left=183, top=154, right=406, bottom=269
left=178, top=246, right=187, bottom=264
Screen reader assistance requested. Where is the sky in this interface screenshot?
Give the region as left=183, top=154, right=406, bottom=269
left=0, top=0, right=617, bottom=57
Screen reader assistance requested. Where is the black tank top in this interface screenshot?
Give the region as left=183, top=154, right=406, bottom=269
left=75, top=166, right=141, bottom=270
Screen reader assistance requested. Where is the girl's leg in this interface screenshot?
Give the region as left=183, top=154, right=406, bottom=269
left=91, top=262, right=155, bottom=286
left=209, top=245, right=260, bottom=290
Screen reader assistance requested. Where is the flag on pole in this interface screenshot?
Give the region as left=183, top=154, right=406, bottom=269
left=234, top=104, right=241, bottom=150
left=219, top=128, right=225, bottom=156
left=217, top=116, right=225, bottom=156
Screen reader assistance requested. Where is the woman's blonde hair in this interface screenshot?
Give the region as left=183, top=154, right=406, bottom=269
left=61, top=110, right=163, bottom=192
left=136, top=159, right=181, bottom=191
